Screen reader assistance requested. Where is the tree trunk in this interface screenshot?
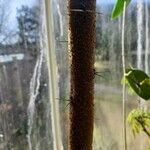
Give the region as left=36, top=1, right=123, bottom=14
left=68, top=0, right=96, bottom=150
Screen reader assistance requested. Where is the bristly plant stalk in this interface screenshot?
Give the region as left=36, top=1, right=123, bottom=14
left=122, top=1, right=127, bottom=150
left=68, top=0, right=96, bottom=150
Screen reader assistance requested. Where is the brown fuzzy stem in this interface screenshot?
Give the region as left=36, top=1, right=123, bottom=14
left=68, top=0, right=96, bottom=150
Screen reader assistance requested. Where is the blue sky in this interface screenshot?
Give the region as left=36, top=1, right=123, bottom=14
left=10, top=0, right=36, bottom=21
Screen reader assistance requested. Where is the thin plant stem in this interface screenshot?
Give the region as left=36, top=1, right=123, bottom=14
left=44, top=0, right=63, bottom=149
left=122, top=1, right=127, bottom=150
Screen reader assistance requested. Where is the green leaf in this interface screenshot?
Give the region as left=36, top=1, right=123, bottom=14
left=111, top=0, right=131, bottom=19
left=125, top=68, right=150, bottom=100
left=122, top=76, right=135, bottom=94
left=127, top=109, right=150, bottom=137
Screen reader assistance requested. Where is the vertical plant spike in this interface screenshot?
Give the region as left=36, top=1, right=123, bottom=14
left=68, top=0, right=96, bottom=150
left=111, top=0, right=131, bottom=19
left=44, top=0, right=63, bottom=149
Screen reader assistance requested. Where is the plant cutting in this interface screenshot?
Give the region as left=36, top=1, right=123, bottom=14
left=112, top=0, right=150, bottom=149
